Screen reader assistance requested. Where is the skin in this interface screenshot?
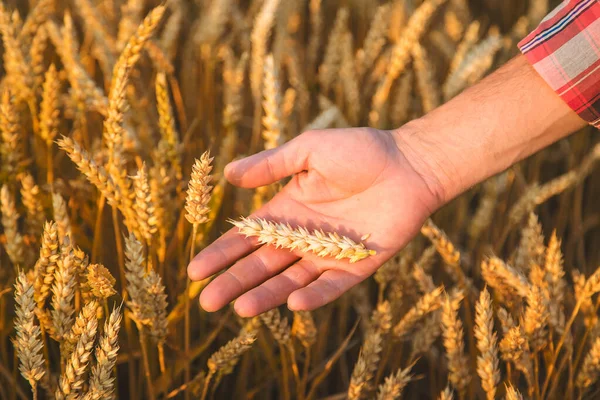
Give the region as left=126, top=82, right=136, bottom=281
left=187, top=55, right=588, bottom=318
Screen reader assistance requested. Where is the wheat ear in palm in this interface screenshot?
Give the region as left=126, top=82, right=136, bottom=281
left=229, top=217, right=376, bottom=263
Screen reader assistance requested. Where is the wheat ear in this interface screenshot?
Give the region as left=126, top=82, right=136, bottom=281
left=0, top=185, right=25, bottom=265
left=292, top=311, right=317, bottom=348
left=348, top=332, right=383, bottom=399
left=393, top=286, right=444, bottom=338
left=576, top=336, right=600, bottom=390
left=250, top=0, right=280, bottom=100
left=474, top=288, right=500, bottom=400
left=185, top=151, right=214, bottom=225
left=56, top=301, right=99, bottom=399
left=39, top=64, right=60, bottom=146
left=504, top=383, right=524, bottom=400
left=376, top=363, right=414, bottom=400
left=441, top=292, right=470, bottom=393
left=13, top=271, right=46, bottom=398
left=84, top=306, right=122, bottom=400
left=230, top=217, right=377, bottom=263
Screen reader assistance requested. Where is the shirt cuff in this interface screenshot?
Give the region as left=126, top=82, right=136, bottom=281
left=518, top=0, right=600, bottom=128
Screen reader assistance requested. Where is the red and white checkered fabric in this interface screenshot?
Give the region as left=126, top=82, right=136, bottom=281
left=519, top=0, right=600, bottom=128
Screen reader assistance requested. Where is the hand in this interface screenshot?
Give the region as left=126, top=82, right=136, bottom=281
left=187, top=125, right=443, bottom=317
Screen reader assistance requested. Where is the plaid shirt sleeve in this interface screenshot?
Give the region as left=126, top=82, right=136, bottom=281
left=518, top=0, right=600, bottom=128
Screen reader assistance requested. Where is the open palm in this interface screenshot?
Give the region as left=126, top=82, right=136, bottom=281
left=187, top=127, right=440, bottom=317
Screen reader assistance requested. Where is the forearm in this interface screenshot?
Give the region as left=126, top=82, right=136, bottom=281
left=394, top=55, right=587, bottom=207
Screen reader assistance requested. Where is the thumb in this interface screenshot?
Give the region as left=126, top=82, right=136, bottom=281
left=225, top=134, right=310, bottom=188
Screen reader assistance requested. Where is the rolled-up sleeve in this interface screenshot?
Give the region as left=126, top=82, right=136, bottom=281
left=519, top=0, right=600, bottom=128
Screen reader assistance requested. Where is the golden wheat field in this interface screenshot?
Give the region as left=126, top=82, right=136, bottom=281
left=1, top=0, right=600, bottom=399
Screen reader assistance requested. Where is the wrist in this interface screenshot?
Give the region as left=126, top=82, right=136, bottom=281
left=390, top=118, right=456, bottom=211
left=390, top=55, right=586, bottom=210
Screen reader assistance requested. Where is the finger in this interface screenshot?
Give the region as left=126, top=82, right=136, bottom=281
left=199, top=246, right=299, bottom=312
left=187, top=227, right=260, bottom=281
left=234, top=259, right=321, bottom=317
left=287, top=269, right=365, bottom=311
left=224, top=133, right=311, bottom=188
